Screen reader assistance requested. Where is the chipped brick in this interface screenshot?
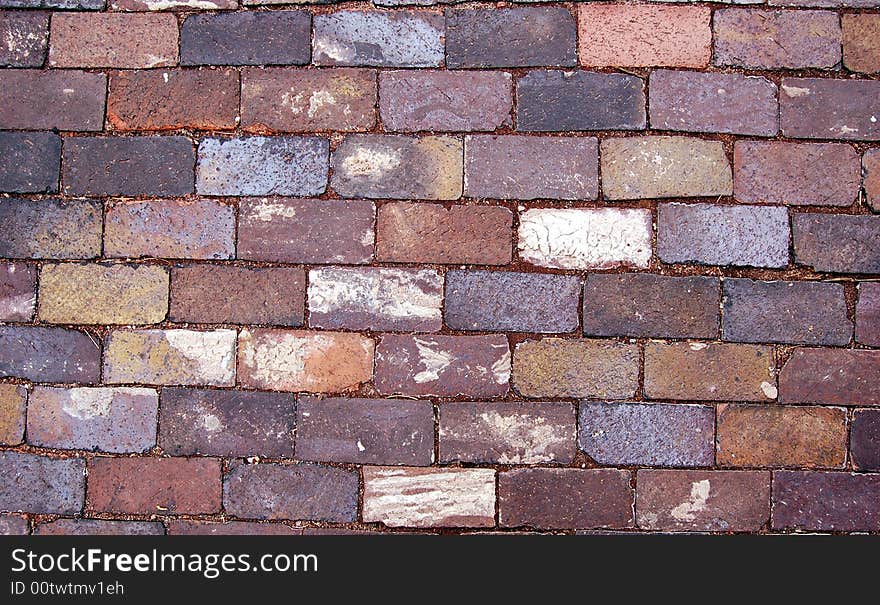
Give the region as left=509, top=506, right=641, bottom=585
left=0, top=132, right=60, bottom=193
left=50, top=13, right=178, bottom=68
left=181, top=11, right=310, bottom=66
left=0, top=452, right=84, bottom=515
left=793, top=214, right=880, bottom=274
left=779, top=348, right=880, bottom=406
left=0, top=326, right=100, bottom=383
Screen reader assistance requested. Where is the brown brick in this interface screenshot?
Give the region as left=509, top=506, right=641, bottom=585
left=0, top=133, right=60, bottom=194
left=50, top=13, right=178, bottom=68
left=852, top=409, right=880, bottom=471
left=843, top=14, right=880, bottom=74
left=0, top=70, right=105, bottom=130
left=0, top=198, right=101, bottom=259
left=0, top=384, right=26, bottom=445
left=0, top=11, right=47, bottom=67
left=0, top=452, right=84, bottom=515
left=793, top=214, right=880, bottom=274
left=35, top=519, right=164, bottom=536
left=773, top=471, right=880, bottom=531
left=857, top=282, right=880, bottom=347
left=0, top=515, right=28, bottom=536
left=779, top=348, right=880, bottom=406
left=166, top=521, right=299, bottom=536
left=0, top=326, right=101, bottom=383
left=866, top=149, right=880, bottom=211
left=0, top=262, right=35, bottom=322
left=780, top=78, right=880, bottom=141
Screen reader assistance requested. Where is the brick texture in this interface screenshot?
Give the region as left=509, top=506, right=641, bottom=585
left=793, top=214, right=880, bottom=274
left=0, top=70, right=105, bottom=130
left=0, top=11, right=47, bottom=67
left=0, top=133, right=60, bottom=193
left=0, top=198, right=101, bottom=259
left=0, top=452, right=84, bottom=515
left=857, top=282, right=880, bottom=346
left=0, top=384, right=26, bottom=445
left=773, top=472, right=880, bottom=531
left=0, top=326, right=100, bottom=383
left=0, top=262, right=34, bottom=322
left=779, top=348, right=880, bottom=406
left=50, top=13, right=178, bottom=68
left=780, top=78, right=880, bottom=140
left=181, top=11, right=310, bottom=66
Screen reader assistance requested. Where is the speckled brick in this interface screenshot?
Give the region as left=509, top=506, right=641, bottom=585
left=0, top=326, right=100, bottom=383
left=0, top=11, right=47, bottom=67
left=843, top=14, right=880, bottom=74
left=0, top=515, right=27, bottom=536
left=851, top=410, right=880, bottom=470
left=779, top=348, right=880, bottom=406
left=780, top=78, right=880, bottom=141
left=857, top=282, right=880, bottom=346
left=50, top=13, right=178, bottom=68
left=866, top=149, right=880, bottom=211
left=0, top=452, right=84, bottom=515
left=181, top=11, right=310, bottom=66
left=0, top=132, right=60, bottom=193
left=0, top=70, right=105, bottom=131
left=35, top=519, right=164, bottom=536
left=0, top=384, right=26, bottom=445
left=773, top=471, right=880, bottom=531
left=112, top=0, right=236, bottom=8
left=793, top=214, right=880, bottom=274
left=0, top=198, right=100, bottom=259
left=0, top=263, right=35, bottom=322
left=166, top=521, right=299, bottom=536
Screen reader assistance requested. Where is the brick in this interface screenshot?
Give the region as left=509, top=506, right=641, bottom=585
left=105, top=199, right=234, bottom=260
left=440, top=402, right=575, bottom=464
left=166, top=521, right=299, bottom=536
left=62, top=136, right=195, bottom=196
left=363, top=467, right=495, bottom=528
left=657, top=203, right=790, bottom=268
left=50, top=13, right=177, bottom=68
left=0, top=70, right=105, bottom=131
left=159, top=388, right=294, bottom=457
left=446, top=270, right=581, bottom=333
left=733, top=141, right=860, bottom=206
left=35, top=519, right=164, bottom=536
left=2, top=0, right=103, bottom=7
left=852, top=409, right=880, bottom=471
left=108, top=69, right=239, bottom=131
left=0, top=132, right=60, bottom=193
left=242, top=68, right=375, bottom=132
left=464, top=135, right=597, bottom=200
left=0, top=384, right=26, bottom=445
left=644, top=341, right=776, bottom=402
left=0, top=198, right=100, bottom=259
left=375, top=334, right=510, bottom=398
left=637, top=470, right=770, bottom=532
left=112, top=0, right=237, bottom=8
left=0, top=263, right=35, bottom=322
left=578, top=5, right=710, bottom=68
left=0, top=326, right=100, bottom=383
left=649, top=70, right=778, bottom=136
left=224, top=462, right=357, bottom=522
left=499, top=468, right=633, bottom=529
left=297, top=396, right=433, bottom=465
left=0, top=11, right=47, bottom=67
left=769, top=0, right=879, bottom=5
left=773, top=471, right=880, bottom=531
left=380, top=70, right=511, bottom=132
left=779, top=348, right=880, bottom=406
left=517, top=70, right=645, bottom=132
left=332, top=135, right=461, bottom=200
left=88, top=457, right=221, bottom=515
left=867, top=149, right=880, bottom=211
left=104, top=329, right=236, bottom=386
left=0, top=452, right=84, bottom=515
left=601, top=136, right=731, bottom=200
left=512, top=338, right=638, bottom=399
left=857, top=282, right=880, bottom=346
left=722, top=279, right=851, bottom=345
left=793, top=214, right=880, bottom=274
left=314, top=10, right=442, bottom=67
left=238, top=329, right=373, bottom=393
left=238, top=198, right=374, bottom=264
left=171, top=265, right=305, bottom=326
left=579, top=403, right=714, bottom=467
left=28, top=386, right=158, bottom=453
left=844, top=14, right=880, bottom=74
left=0, top=515, right=27, bottom=535
left=446, top=7, right=575, bottom=68
left=583, top=274, right=719, bottom=339
left=38, top=263, right=169, bottom=325
left=780, top=78, right=880, bottom=141
left=181, top=11, right=310, bottom=66
left=377, top=203, right=511, bottom=265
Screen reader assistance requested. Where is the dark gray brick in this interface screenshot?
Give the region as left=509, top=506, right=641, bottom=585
left=0, top=132, right=60, bottom=193
left=0, top=326, right=101, bottom=383
left=793, top=214, right=880, bottom=274
left=0, top=452, right=85, bottom=515
left=0, top=198, right=101, bottom=259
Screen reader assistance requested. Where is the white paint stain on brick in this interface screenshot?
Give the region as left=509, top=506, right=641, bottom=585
left=248, top=199, right=298, bottom=222
left=164, top=329, right=236, bottom=386
left=239, top=330, right=328, bottom=387
left=63, top=388, right=115, bottom=419
left=490, top=349, right=511, bottom=385
left=760, top=381, right=778, bottom=399
left=136, top=0, right=225, bottom=8
left=671, top=479, right=711, bottom=522
left=340, top=146, right=401, bottom=178
left=412, top=338, right=455, bottom=383
left=781, top=84, right=811, bottom=97
left=307, top=90, right=337, bottom=118
left=477, top=411, right=565, bottom=464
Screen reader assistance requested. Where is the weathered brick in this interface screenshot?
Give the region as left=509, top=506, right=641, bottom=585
left=780, top=78, right=880, bottom=140
left=332, top=135, right=461, bottom=200
left=380, top=70, right=511, bottom=132
left=242, top=68, right=375, bottom=132
left=112, top=0, right=236, bottom=9
left=793, top=214, right=880, bottom=274
left=308, top=267, right=442, bottom=332
left=50, top=13, right=177, bottom=68
left=852, top=409, right=880, bottom=471
left=512, top=338, right=638, bottom=399
left=0, top=132, right=60, bottom=193
left=844, top=14, right=880, bottom=74
left=171, top=265, right=305, bottom=326
left=108, top=69, right=239, bottom=131
left=181, top=11, right=310, bottom=66
left=377, top=203, right=511, bottom=265
left=197, top=136, right=328, bottom=196
left=224, top=462, right=357, bottom=522
left=578, top=5, right=711, bottom=67
left=866, top=149, right=880, bottom=211
left=238, top=329, right=373, bottom=392
left=0, top=70, right=105, bottom=131
left=0, top=11, right=47, bottom=67
left=0, top=384, right=26, bottom=445
left=0, top=263, right=35, bottom=322
left=38, top=264, right=169, bottom=325
left=649, top=70, right=778, bottom=136
left=583, top=274, right=719, bottom=339
left=644, top=341, right=776, bottom=402
left=769, top=0, right=880, bottom=5
left=601, top=136, right=732, bottom=200
left=159, top=388, right=294, bottom=457
left=63, top=136, right=195, bottom=196
left=857, top=282, right=880, bottom=346
left=35, top=519, right=163, bottom=536
left=2, top=0, right=103, bottom=7
left=722, top=279, right=851, bottom=345
left=104, top=329, right=236, bottom=386
left=297, top=396, right=433, bottom=465
left=465, top=135, right=598, bottom=200
left=88, top=457, right=221, bottom=515
left=779, top=348, right=880, bottom=406
left=637, top=470, right=770, bottom=532
left=0, top=515, right=27, bottom=535
left=0, top=452, right=84, bottom=515
left=446, top=270, right=581, bottom=333
left=773, top=471, right=880, bottom=531
left=166, top=521, right=299, bottom=536
left=579, top=402, right=714, bottom=467
left=657, top=203, right=790, bottom=268
left=0, top=326, right=100, bottom=383
left=0, top=198, right=100, bottom=259
left=375, top=334, right=510, bottom=398
left=363, top=467, right=495, bottom=528
left=27, top=387, right=158, bottom=453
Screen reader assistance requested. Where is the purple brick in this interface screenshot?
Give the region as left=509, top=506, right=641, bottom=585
left=35, top=519, right=164, bottom=536
left=0, top=132, right=60, bottom=193
left=0, top=515, right=28, bottom=535
left=0, top=70, right=105, bottom=130
left=773, top=471, right=880, bottom=531
left=779, top=348, right=880, bottom=406
left=181, top=11, right=310, bottom=66
left=0, top=262, right=35, bottom=321
left=858, top=282, right=880, bottom=346
left=852, top=409, right=880, bottom=471
left=793, top=214, right=880, bottom=274
left=781, top=78, right=880, bottom=140
left=0, top=452, right=84, bottom=515
left=0, top=326, right=100, bottom=383
left=0, top=11, right=48, bottom=67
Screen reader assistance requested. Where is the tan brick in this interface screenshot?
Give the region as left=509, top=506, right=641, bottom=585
left=0, top=384, right=26, bottom=446
left=50, top=13, right=179, bottom=68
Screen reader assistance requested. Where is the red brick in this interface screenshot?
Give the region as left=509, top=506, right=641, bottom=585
left=773, top=471, right=880, bottom=531
left=35, top=519, right=163, bottom=536
left=0, top=326, right=101, bottom=384
left=0, top=384, right=26, bottom=445
left=780, top=78, right=880, bottom=141
left=779, top=348, right=880, bottom=406
left=50, top=13, right=178, bottom=68
left=866, top=149, right=880, bottom=211
left=843, top=14, right=880, bottom=74
left=0, top=70, right=105, bottom=131
left=0, top=11, right=47, bottom=67
left=0, top=262, right=35, bottom=322
left=793, top=214, right=880, bottom=274
left=857, top=282, right=880, bottom=347
left=851, top=409, right=880, bottom=471
left=166, top=521, right=300, bottom=536
left=0, top=452, right=85, bottom=515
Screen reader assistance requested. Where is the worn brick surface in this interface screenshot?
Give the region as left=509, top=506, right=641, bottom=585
left=0, top=198, right=100, bottom=259
left=0, top=11, right=47, bottom=67
left=0, top=326, right=100, bottom=383
left=0, top=263, right=34, bottom=322
left=843, top=14, right=880, bottom=74
left=0, top=384, right=26, bottom=445
left=780, top=78, right=880, bottom=141
left=50, top=13, right=178, bottom=68
left=0, top=132, right=61, bottom=193
left=0, top=452, right=84, bottom=515
left=866, top=149, right=880, bottom=211
left=112, top=0, right=237, bottom=8
left=857, top=282, right=880, bottom=347
left=0, top=515, right=27, bottom=536
left=0, top=70, right=105, bottom=130
left=181, top=11, right=310, bottom=66
left=166, top=521, right=299, bottom=536
left=851, top=410, right=880, bottom=471
left=773, top=472, right=880, bottom=531
left=793, top=214, right=880, bottom=274
left=779, top=348, right=880, bottom=406
left=35, top=519, right=164, bottom=536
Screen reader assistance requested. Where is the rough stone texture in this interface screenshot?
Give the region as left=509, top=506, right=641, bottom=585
left=780, top=78, right=880, bottom=141
left=35, top=519, right=164, bottom=536
left=0, top=263, right=35, bottom=322
left=0, top=132, right=61, bottom=193
left=0, top=452, right=84, bottom=515
left=649, top=70, right=778, bottom=136
left=49, top=13, right=178, bottom=68
left=779, top=348, right=880, bottom=406
left=857, top=282, right=880, bottom=346
left=181, top=11, right=310, bottom=66
left=0, top=326, right=101, bottom=383
left=499, top=468, right=633, bottom=529
left=0, top=70, right=105, bottom=130
left=866, top=149, right=880, bottom=211
left=27, top=386, right=158, bottom=453
left=375, top=334, right=510, bottom=398
left=296, top=397, right=434, bottom=465
left=0, top=198, right=101, bottom=259
left=636, top=470, right=770, bottom=532
left=166, top=521, right=299, bottom=536
left=773, top=471, right=880, bottom=531
left=0, top=515, right=27, bottom=535
left=238, top=329, right=373, bottom=393
left=851, top=409, right=880, bottom=471
left=159, top=388, right=294, bottom=457
left=1, top=0, right=103, bottom=6
left=0, top=384, right=26, bottom=445
left=582, top=274, right=719, bottom=339
left=331, top=135, right=462, bottom=200
left=512, top=338, right=638, bottom=400
left=465, top=135, right=598, bottom=200
left=362, top=467, right=496, bottom=528
left=657, top=203, right=790, bottom=268
left=793, top=214, right=880, bottom=274
left=439, top=401, right=576, bottom=464
left=0, top=11, right=47, bottom=67
left=579, top=403, right=715, bottom=467
left=843, top=14, right=880, bottom=74
left=112, top=0, right=237, bottom=8
left=601, top=136, right=731, bottom=200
